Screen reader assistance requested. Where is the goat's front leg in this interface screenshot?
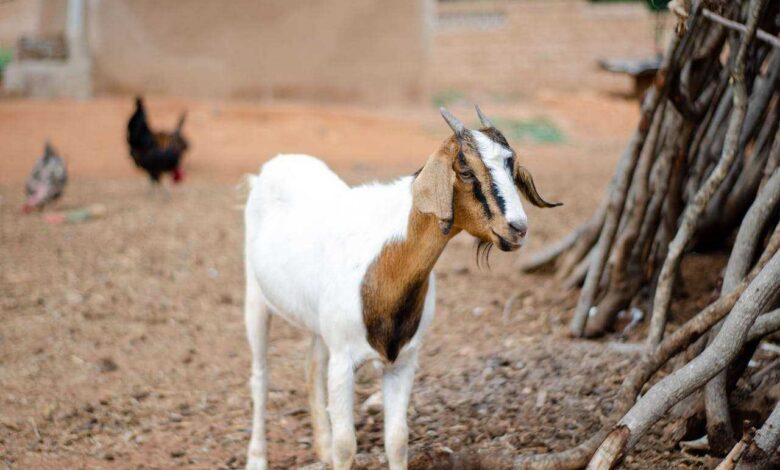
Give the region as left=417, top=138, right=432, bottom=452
left=306, top=335, right=332, bottom=464
left=383, top=353, right=417, bottom=470
left=327, top=352, right=356, bottom=470
left=245, top=278, right=271, bottom=470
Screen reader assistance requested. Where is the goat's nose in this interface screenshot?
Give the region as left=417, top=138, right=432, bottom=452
left=509, top=221, right=528, bottom=238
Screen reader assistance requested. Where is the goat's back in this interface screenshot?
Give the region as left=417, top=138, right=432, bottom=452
left=248, top=154, right=347, bottom=212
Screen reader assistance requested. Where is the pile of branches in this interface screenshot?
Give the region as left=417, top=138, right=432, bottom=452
left=511, top=0, right=780, bottom=468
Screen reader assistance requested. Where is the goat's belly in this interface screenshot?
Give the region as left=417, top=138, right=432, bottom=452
left=248, top=226, right=331, bottom=333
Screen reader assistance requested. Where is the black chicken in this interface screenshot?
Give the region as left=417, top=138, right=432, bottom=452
left=127, top=97, right=188, bottom=186
left=23, top=142, right=67, bottom=213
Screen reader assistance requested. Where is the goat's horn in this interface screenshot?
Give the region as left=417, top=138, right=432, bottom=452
left=475, top=105, right=494, bottom=128
left=440, top=107, right=465, bottom=135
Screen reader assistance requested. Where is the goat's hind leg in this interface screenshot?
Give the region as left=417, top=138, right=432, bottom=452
left=245, top=273, right=272, bottom=470
left=307, top=335, right=332, bottom=464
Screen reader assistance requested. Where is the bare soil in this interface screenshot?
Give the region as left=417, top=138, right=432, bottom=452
left=1, top=95, right=721, bottom=469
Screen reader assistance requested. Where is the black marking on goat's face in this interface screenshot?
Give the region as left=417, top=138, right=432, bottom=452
left=450, top=130, right=526, bottom=253
left=490, top=180, right=507, bottom=214
left=456, top=149, right=493, bottom=220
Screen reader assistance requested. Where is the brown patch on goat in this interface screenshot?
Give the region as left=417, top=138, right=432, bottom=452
left=361, top=208, right=449, bottom=362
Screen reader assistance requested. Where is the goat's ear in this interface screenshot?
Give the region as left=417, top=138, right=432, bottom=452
left=413, top=150, right=455, bottom=234
left=513, top=159, right=562, bottom=208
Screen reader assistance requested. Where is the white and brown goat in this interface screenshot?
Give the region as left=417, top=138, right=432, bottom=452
left=243, top=107, right=560, bottom=470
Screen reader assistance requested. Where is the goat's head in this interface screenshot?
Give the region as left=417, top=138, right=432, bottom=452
left=413, top=106, right=561, bottom=252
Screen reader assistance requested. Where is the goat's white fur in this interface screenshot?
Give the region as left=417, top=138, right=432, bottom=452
left=244, top=154, right=436, bottom=470
left=472, top=130, right=528, bottom=231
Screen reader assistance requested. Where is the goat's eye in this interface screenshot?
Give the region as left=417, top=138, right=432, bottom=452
left=459, top=169, right=475, bottom=181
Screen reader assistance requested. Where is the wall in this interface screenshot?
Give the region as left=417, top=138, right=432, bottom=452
left=433, top=0, right=663, bottom=96
left=86, top=0, right=431, bottom=102
left=0, top=0, right=40, bottom=48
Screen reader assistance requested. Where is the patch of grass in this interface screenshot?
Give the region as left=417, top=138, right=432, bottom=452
left=0, top=48, right=13, bottom=79
left=432, top=89, right=466, bottom=108
left=492, top=117, right=565, bottom=144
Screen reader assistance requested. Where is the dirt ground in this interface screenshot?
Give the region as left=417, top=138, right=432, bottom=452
left=1, top=93, right=726, bottom=470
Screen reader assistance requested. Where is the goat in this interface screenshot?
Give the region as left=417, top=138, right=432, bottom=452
left=243, top=106, right=561, bottom=470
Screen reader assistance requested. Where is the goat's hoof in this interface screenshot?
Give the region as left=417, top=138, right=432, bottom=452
left=246, top=456, right=268, bottom=470
left=315, top=444, right=332, bottom=465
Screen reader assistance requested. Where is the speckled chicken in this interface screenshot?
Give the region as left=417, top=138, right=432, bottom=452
left=23, top=142, right=67, bottom=213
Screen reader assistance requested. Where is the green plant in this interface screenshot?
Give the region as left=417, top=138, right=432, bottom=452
left=492, top=117, right=565, bottom=144
left=0, top=48, right=13, bottom=79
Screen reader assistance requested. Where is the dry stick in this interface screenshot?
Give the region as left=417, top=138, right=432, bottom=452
left=735, top=399, right=780, bottom=469
left=520, top=226, right=584, bottom=272
left=738, top=49, right=780, bottom=152
left=705, top=168, right=780, bottom=453
left=723, top=169, right=780, bottom=294
left=759, top=124, right=780, bottom=190
left=714, top=428, right=755, bottom=470
left=569, top=30, right=685, bottom=337
left=583, top=102, right=667, bottom=336
left=747, top=308, right=780, bottom=342
left=556, top=184, right=609, bottom=280
left=522, top=199, right=609, bottom=274
left=588, top=252, right=780, bottom=468
left=634, top=122, right=690, bottom=267
left=706, top=50, right=780, bottom=233
left=722, top=103, right=779, bottom=227
left=702, top=8, right=780, bottom=49
left=586, top=108, right=691, bottom=337
left=747, top=356, right=780, bottom=390
left=562, top=250, right=592, bottom=290
left=685, top=86, right=733, bottom=202
left=684, top=64, right=730, bottom=201
left=512, top=230, right=780, bottom=470
left=645, top=0, right=761, bottom=350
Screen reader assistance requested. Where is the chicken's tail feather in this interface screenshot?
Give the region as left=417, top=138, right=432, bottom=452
left=174, top=112, right=187, bottom=135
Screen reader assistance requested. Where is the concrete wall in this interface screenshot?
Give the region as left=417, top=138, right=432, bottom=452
left=85, top=0, right=430, bottom=102
left=0, top=0, right=40, bottom=48
left=433, top=0, right=662, bottom=96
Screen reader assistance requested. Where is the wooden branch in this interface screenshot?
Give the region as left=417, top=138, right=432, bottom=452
left=759, top=123, right=780, bottom=190
left=723, top=169, right=780, bottom=292
left=590, top=247, right=780, bottom=468
left=569, top=28, right=687, bottom=337
left=714, top=427, right=755, bottom=470
left=513, top=229, right=779, bottom=470
left=646, top=0, right=761, bottom=350
left=584, top=102, right=667, bottom=336
left=747, top=308, right=780, bottom=342
left=705, top=169, right=780, bottom=453
left=562, top=249, right=592, bottom=290
left=722, top=104, right=779, bottom=228
left=710, top=51, right=780, bottom=232
left=685, top=85, right=733, bottom=203
left=519, top=226, right=583, bottom=272
left=556, top=207, right=603, bottom=280
left=702, top=8, right=780, bottom=49
left=736, top=400, right=780, bottom=469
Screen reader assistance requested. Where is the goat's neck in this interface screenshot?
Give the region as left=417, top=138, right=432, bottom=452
left=376, top=204, right=456, bottom=284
